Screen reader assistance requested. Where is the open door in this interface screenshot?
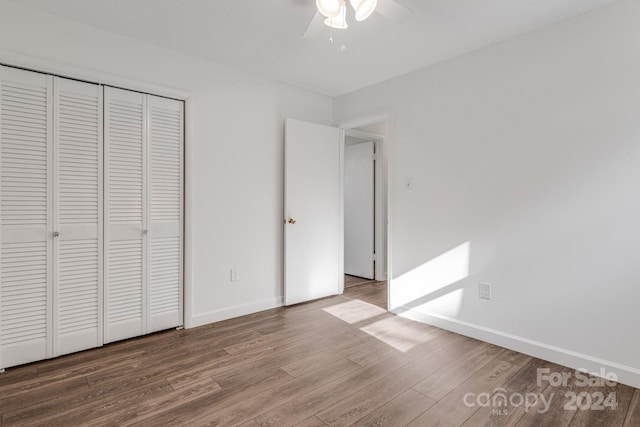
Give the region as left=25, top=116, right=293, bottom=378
left=344, top=140, right=375, bottom=279
left=284, top=119, right=341, bottom=306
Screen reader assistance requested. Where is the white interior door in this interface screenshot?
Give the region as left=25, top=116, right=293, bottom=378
left=104, top=87, right=147, bottom=343
left=147, top=95, right=183, bottom=333
left=284, top=119, right=341, bottom=306
left=0, top=67, right=53, bottom=368
left=53, top=77, right=103, bottom=356
left=344, top=141, right=375, bottom=279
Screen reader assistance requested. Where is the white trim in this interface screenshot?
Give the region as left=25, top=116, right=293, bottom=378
left=345, top=128, right=384, bottom=141
left=337, top=112, right=394, bottom=310
left=183, top=98, right=194, bottom=328
left=392, top=306, right=640, bottom=389
left=344, top=129, right=387, bottom=282
left=373, top=138, right=385, bottom=281
left=190, top=297, right=284, bottom=328
left=337, top=114, right=391, bottom=131
left=338, top=129, right=345, bottom=294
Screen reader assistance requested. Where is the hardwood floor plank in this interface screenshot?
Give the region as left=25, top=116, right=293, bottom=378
left=315, top=349, right=452, bottom=426
left=0, top=376, right=89, bottom=416
left=408, top=358, right=521, bottom=426
left=253, top=352, right=413, bottom=426
left=568, top=380, right=635, bottom=427
left=143, top=357, right=361, bottom=426
left=514, top=366, right=583, bottom=427
left=623, top=389, right=640, bottom=427
left=460, top=357, right=548, bottom=427
left=133, top=368, right=294, bottom=426
left=165, top=331, right=350, bottom=390
left=88, top=377, right=222, bottom=426
left=84, top=348, right=228, bottom=388
left=9, top=380, right=173, bottom=427
left=277, top=334, right=368, bottom=377
left=412, top=342, right=504, bottom=401
left=351, top=389, right=436, bottom=427
left=295, top=416, right=327, bottom=427
left=0, top=366, right=37, bottom=388
left=344, top=275, right=376, bottom=288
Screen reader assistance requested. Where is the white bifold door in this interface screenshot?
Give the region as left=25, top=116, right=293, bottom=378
left=0, top=66, right=103, bottom=368
left=104, top=87, right=183, bottom=343
left=0, top=66, right=183, bottom=370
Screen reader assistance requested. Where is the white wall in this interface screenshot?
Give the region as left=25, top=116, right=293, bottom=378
left=335, top=0, right=640, bottom=387
left=0, top=1, right=333, bottom=327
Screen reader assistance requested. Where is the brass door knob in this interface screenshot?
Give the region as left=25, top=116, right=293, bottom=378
left=288, top=218, right=297, bottom=224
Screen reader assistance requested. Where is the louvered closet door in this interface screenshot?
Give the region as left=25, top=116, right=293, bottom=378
left=53, top=77, right=103, bottom=356
left=0, top=66, right=53, bottom=369
left=104, top=87, right=146, bottom=343
left=147, top=95, right=183, bottom=332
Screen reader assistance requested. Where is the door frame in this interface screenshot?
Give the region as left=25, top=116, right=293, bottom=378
left=337, top=114, right=393, bottom=304
left=343, top=130, right=384, bottom=281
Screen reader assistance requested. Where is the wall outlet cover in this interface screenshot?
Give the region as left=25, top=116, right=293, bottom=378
left=479, top=282, right=491, bottom=300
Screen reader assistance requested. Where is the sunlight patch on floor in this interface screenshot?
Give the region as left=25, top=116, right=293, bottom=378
left=322, top=299, right=387, bottom=324
left=358, top=315, right=442, bottom=352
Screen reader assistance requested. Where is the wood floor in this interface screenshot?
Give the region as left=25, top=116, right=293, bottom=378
left=1, top=281, right=638, bottom=426
left=344, top=274, right=377, bottom=288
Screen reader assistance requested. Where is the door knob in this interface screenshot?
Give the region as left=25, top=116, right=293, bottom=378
left=288, top=218, right=296, bottom=225
left=142, top=229, right=149, bottom=235
left=52, top=231, right=60, bottom=238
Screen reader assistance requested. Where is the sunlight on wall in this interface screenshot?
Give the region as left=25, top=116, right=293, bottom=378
left=390, top=241, right=471, bottom=315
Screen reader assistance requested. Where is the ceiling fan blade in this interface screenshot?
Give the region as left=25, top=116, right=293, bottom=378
left=303, top=11, right=325, bottom=39
left=376, top=0, right=412, bottom=23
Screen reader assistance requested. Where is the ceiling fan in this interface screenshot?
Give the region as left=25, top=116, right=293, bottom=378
left=303, top=0, right=412, bottom=39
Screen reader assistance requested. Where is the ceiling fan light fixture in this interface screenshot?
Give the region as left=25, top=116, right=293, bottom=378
left=351, top=0, right=377, bottom=21
left=316, top=0, right=341, bottom=18
left=324, top=3, right=348, bottom=29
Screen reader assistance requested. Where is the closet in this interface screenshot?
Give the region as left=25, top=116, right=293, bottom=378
left=104, top=88, right=184, bottom=343
left=0, top=66, right=183, bottom=370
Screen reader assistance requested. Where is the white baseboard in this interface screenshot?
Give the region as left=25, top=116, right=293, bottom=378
left=391, top=305, right=640, bottom=389
left=188, top=297, right=283, bottom=328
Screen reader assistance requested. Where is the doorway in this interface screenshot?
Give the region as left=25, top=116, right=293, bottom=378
left=342, top=124, right=387, bottom=292
left=283, top=118, right=389, bottom=307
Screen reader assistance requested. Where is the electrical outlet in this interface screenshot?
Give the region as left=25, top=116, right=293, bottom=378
left=230, top=269, right=239, bottom=282
left=479, top=283, right=491, bottom=300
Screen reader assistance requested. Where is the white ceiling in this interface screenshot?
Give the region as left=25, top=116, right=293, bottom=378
left=11, top=0, right=620, bottom=96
